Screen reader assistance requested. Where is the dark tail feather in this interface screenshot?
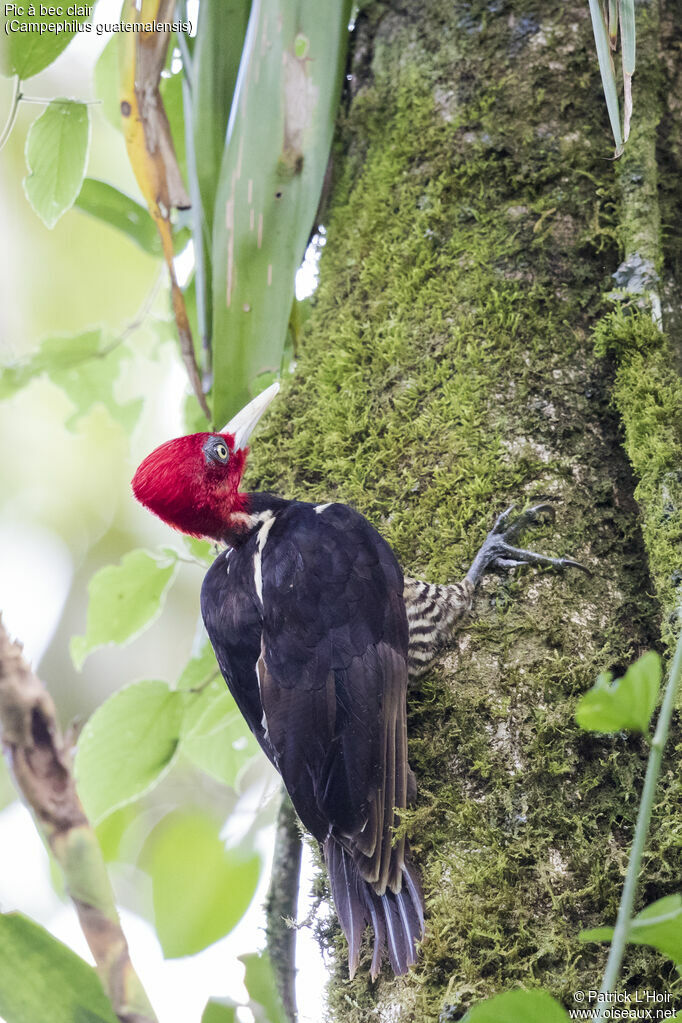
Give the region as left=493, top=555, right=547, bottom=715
left=324, top=838, right=424, bottom=980
left=324, top=837, right=368, bottom=977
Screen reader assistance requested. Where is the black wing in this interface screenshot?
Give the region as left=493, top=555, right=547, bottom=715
left=257, top=502, right=410, bottom=894
left=201, top=541, right=277, bottom=766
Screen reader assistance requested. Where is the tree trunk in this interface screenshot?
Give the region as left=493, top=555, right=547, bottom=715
left=249, top=0, right=682, bottom=1018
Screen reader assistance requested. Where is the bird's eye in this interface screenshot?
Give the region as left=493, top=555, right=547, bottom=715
left=216, top=443, right=228, bottom=460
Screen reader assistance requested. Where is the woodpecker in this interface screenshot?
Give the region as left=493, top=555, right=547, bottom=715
left=132, top=384, right=585, bottom=980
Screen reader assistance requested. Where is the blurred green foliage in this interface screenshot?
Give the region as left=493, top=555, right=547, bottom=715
left=575, top=651, right=661, bottom=735
left=581, top=894, right=682, bottom=966
left=0, top=0, right=352, bottom=1016
left=0, top=912, right=118, bottom=1023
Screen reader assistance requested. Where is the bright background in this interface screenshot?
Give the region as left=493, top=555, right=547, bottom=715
left=0, top=3, right=327, bottom=1020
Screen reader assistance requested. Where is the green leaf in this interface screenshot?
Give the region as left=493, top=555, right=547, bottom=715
left=95, top=804, right=139, bottom=863
left=211, top=0, right=352, bottom=424
left=587, top=0, right=623, bottom=155
left=575, top=651, right=661, bottom=734
left=181, top=683, right=259, bottom=788
left=581, top=894, right=682, bottom=965
left=184, top=536, right=216, bottom=565
left=620, top=0, right=636, bottom=75
left=75, top=679, right=187, bottom=824
left=75, top=178, right=162, bottom=255
left=463, top=989, right=569, bottom=1023
left=240, top=952, right=287, bottom=1023
left=24, top=100, right=91, bottom=229
left=0, top=912, right=117, bottom=1023
left=201, top=999, right=238, bottom=1023
left=184, top=390, right=211, bottom=433
left=3, top=9, right=91, bottom=79
left=607, top=0, right=618, bottom=47
left=160, top=67, right=186, bottom=183
left=177, top=643, right=219, bottom=691
left=141, top=809, right=261, bottom=958
left=93, top=36, right=121, bottom=131
left=193, top=0, right=250, bottom=233
left=0, top=329, right=142, bottom=431
left=54, top=336, right=141, bottom=432
left=71, top=549, right=178, bottom=669
left=188, top=0, right=251, bottom=353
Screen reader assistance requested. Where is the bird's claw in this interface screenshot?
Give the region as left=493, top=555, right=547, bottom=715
left=492, top=502, right=556, bottom=541
left=467, top=503, right=590, bottom=587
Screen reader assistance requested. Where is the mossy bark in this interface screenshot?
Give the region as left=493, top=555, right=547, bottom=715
left=248, top=0, right=682, bottom=1019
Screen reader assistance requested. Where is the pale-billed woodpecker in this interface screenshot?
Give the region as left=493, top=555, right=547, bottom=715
left=132, top=383, right=585, bottom=980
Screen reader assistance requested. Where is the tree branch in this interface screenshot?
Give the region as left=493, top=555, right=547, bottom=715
left=0, top=617, right=157, bottom=1023
left=265, top=792, right=302, bottom=1023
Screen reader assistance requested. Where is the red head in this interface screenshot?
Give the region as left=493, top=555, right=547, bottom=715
left=132, top=431, right=249, bottom=540
left=132, top=383, right=280, bottom=542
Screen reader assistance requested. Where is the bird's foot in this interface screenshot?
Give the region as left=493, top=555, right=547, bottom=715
left=465, top=503, right=589, bottom=588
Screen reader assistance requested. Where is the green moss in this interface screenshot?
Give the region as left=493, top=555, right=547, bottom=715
left=595, top=309, right=682, bottom=650
left=245, top=1, right=682, bottom=1019
left=592, top=306, right=663, bottom=361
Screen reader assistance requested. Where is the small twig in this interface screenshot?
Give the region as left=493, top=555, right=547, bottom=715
left=0, top=75, right=21, bottom=154
left=0, top=618, right=158, bottom=1023
left=186, top=669, right=220, bottom=694
left=119, top=269, right=165, bottom=343
left=19, top=96, right=102, bottom=106
left=265, top=792, right=302, bottom=1023
left=595, top=621, right=682, bottom=1019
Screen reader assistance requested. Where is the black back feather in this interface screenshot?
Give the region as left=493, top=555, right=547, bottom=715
left=201, top=497, right=425, bottom=977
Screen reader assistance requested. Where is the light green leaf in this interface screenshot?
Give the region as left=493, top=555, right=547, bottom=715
left=177, top=643, right=220, bottom=691
left=53, top=337, right=141, bottom=432
left=24, top=100, right=91, bottom=228
left=240, top=952, right=287, bottom=1023
left=575, top=651, right=661, bottom=734
left=184, top=535, right=216, bottom=565
left=211, top=0, right=352, bottom=424
left=581, top=894, right=682, bottom=965
left=75, top=178, right=162, bottom=255
left=0, top=912, right=117, bottom=1023
left=193, top=0, right=250, bottom=233
left=71, top=549, right=178, bottom=669
left=159, top=68, right=186, bottom=183
left=75, top=679, right=187, bottom=824
left=141, top=810, right=261, bottom=958
left=201, top=999, right=238, bottom=1023
left=93, top=36, right=121, bottom=131
left=3, top=9, right=91, bottom=79
left=184, top=390, right=211, bottom=433
left=463, top=989, right=569, bottom=1023
left=181, top=684, right=259, bottom=788
left=95, top=804, right=140, bottom=863
left=619, top=0, right=636, bottom=141
left=0, top=329, right=142, bottom=430
left=587, top=0, right=623, bottom=155
left=620, top=0, right=636, bottom=75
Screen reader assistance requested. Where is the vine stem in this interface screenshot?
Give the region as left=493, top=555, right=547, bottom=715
left=265, top=792, right=302, bottom=1023
left=0, top=75, right=21, bottom=154
left=595, top=622, right=682, bottom=1020
left=0, top=618, right=158, bottom=1023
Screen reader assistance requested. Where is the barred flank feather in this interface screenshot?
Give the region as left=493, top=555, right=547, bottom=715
left=324, top=837, right=424, bottom=980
